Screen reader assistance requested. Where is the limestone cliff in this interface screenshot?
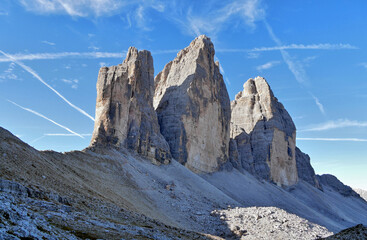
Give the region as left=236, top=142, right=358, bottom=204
left=153, top=35, right=231, bottom=173
left=295, top=147, right=322, bottom=189
left=230, top=77, right=298, bottom=186
left=90, top=47, right=171, bottom=164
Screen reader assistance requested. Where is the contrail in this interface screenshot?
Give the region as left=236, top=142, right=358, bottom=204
left=44, top=133, right=92, bottom=136
left=0, top=50, right=95, bottom=121
left=7, top=100, right=84, bottom=139
left=297, top=137, right=367, bottom=142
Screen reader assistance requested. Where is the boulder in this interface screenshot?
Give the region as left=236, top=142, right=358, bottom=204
left=90, top=47, right=171, bottom=164
left=154, top=35, right=231, bottom=173
left=230, top=77, right=298, bottom=186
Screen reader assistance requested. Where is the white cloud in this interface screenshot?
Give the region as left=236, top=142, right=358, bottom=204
left=7, top=100, right=84, bottom=138
left=0, top=51, right=124, bottom=63
left=263, top=21, right=327, bottom=116
left=297, top=137, right=367, bottom=142
left=19, top=0, right=125, bottom=17
left=264, top=21, right=308, bottom=84
left=62, top=79, right=78, bottom=89
left=300, top=119, right=367, bottom=132
left=310, top=94, right=325, bottom=116
left=0, top=62, right=19, bottom=81
left=99, top=62, right=107, bottom=67
left=88, top=46, right=100, bottom=51
left=135, top=5, right=151, bottom=31
left=42, top=40, right=55, bottom=46
left=256, top=61, right=280, bottom=71
left=250, top=43, right=357, bottom=52
left=0, top=45, right=354, bottom=64
left=0, top=50, right=94, bottom=121
left=247, top=52, right=260, bottom=59
left=179, top=0, right=265, bottom=37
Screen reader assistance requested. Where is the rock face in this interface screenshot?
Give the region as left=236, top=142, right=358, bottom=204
left=153, top=35, right=231, bottom=173
left=90, top=47, right=171, bottom=164
left=230, top=77, right=298, bottom=186
left=325, top=224, right=367, bottom=240
left=317, top=174, right=360, bottom=198
left=295, top=147, right=322, bottom=189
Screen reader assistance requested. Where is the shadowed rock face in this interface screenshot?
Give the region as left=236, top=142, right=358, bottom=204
left=90, top=47, right=171, bottom=164
left=153, top=35, right=231, bottom=173
left=295, top=147, right=322, bottom=189
left=230, top=77, right=298, bottom=186
left=317, top=174, right=360, bottom=198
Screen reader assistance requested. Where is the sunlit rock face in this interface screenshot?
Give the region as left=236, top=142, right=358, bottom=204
left=90, top=47, right=171, bottom=164
left=230, top=77, right=298, bottom=186
left=153, top=35, right=231, bottom=173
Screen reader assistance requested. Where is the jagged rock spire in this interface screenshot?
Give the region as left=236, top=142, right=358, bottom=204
left=230, top=76, right=298, bottom=186
left=154, top=35, right=231, bottom=173
left=90, top=47, right=171, bottom=164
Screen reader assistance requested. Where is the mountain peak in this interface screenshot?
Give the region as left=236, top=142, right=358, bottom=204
left=90, top=47, right=171, bottom=164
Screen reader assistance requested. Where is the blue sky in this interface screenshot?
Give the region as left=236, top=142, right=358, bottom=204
left=1, top=0, right=366, bottom=189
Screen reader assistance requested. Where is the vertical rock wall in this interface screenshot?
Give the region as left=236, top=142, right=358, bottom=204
left=90, top=47, right=171, bottom=164
left=153, top=35, right=231, bottom=173
left=230, top=77, right=298, bottom=186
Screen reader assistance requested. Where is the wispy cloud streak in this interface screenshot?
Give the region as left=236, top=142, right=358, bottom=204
left=256, top=61, right=280, bottom=71
left=0, top=44, right=356, bottom=63
left=297, top=137, right=367, bottom=142
left=0, top=51, right=124, bottom=62
left=7, top=100, right=84, bottom=138
left=301, top=119, right=367, bottom=132
left=250, top=43, right=357, bottom=52
left=0, top=50, right=95, bottom=121
left=310, top=94, right=326, bottom=116
left=42, top=40, right=56, bottom=46
left=264, top=21, right=307, bottom=84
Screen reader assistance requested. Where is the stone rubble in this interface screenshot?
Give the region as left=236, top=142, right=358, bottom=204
left=212, top=206, right=332, bottom=240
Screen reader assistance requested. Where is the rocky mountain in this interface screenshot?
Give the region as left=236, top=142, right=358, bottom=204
left=153, top=35, right=231, bottom=173
left=1, top=35, right=366, bottom=239
left=90, top=47, right=171, bottom=164
left=230, top=77, right=298, bottom=186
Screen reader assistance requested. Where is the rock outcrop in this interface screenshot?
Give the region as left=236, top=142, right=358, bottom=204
left=325, top=224, right=367, bottom=240
left=153, top=35, right=231, bottom=173
left=230, top=77, right=298, bottom=186
left=317, top=174, right=360, bottom=198
left=90, top=47, right=171, bottom=164
left=295, top=147, right=322, bottom=189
